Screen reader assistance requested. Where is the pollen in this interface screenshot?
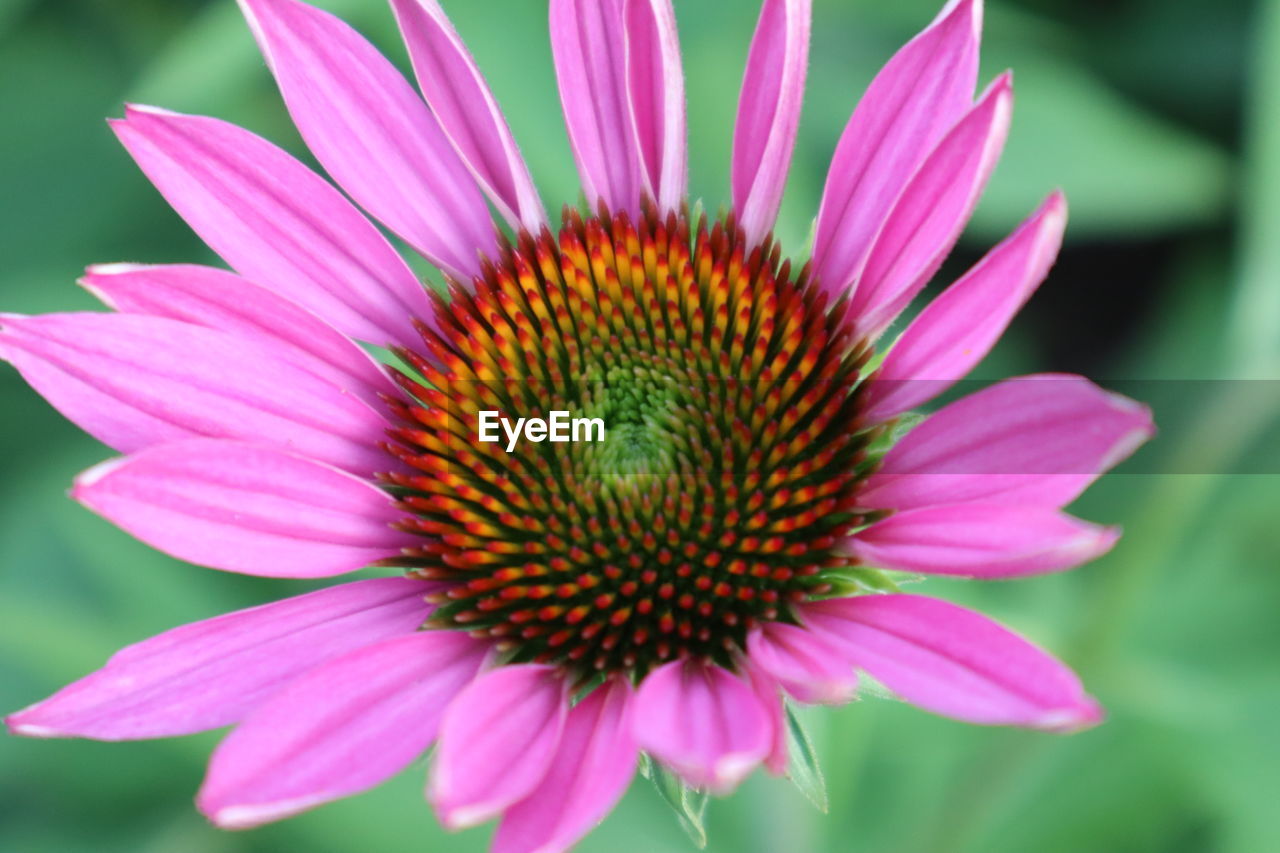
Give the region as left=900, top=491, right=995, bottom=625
left=381, top=203, right=873, bottom=675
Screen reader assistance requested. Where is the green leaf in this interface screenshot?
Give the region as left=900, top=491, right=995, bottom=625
left=785, top=704, right=829, bottom=813
left=643, top=756, right=710, bottom=849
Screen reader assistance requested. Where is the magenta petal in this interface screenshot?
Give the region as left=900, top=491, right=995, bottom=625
left=859, top=375, right=1155, bottom=510
left=743, top=661, right=789, bottom=776
left=111, top=106, right=429, bottom=347
left=550, top=0, right=643, bottom=216
left=812, top=0, right=981, bottom=304
left=82, top=264, right=396, bottom=409
left=237, top=0, right=496, bottom=279
left=849, top=72, right=1013, bottom=338
left=0, top=313, right=388, bottom=474
left=863, top=193, right=1067, bottom=420
left=429, top=665, right=568, bottom=830
left=633, top=659, right=771, bottom=794
left=492, top=678, right=637, bottom=853
left=624, top=0, right=687, bottom=212
left=5, top=578, right=436, bottom=740
left=850, top=503, right=1119, bottom=578
left=801, top=594, right=1102, bottom=730
left=748, top=621, right=858, bottom=705
left=390, top=0, right=545, bottom=231
left=731, top=0, right=810, bottom=246
left=197, top=630, right=487, bottom=829
left=72, top=440, right=413, bottom=578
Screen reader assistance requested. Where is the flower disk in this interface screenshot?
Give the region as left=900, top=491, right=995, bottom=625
left=382, top=205, right=872, bottom=675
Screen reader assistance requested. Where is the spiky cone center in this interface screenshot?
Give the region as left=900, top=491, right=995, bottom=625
left=381, top=203, right=875, bottom=677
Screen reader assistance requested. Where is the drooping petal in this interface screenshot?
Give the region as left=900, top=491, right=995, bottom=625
left=849, top=72, right=1013, bottom=338
left=624, top=0, right=686, bottom=212
left=550, top=0, right=642, bottom=215
left=5, top=578, right=436, bottom=740
left=858, top=375, right=1155, bottom=510
left=863, top=193, right=1067, bottom=420
left=111, top=106, right=429, bottom=347
left=197, top=630, right=487, bottom=829
left=743, top=660, right=789, bottom=775
left=849, top=504, right=1119, bottom=578
left=237, top=0, right=496, bottom=279
left=633, top=658, right=771, bottom=794
left=812, top=0, right=981, bottom=303
left=429, top=664, right=568, bottom=830
left=72, top=440, right=414, bottom=578
left=82, top=263, right=395, bottom=408
left=0, top=313, right=389, bottom=474
left=801, top=594, right=1102, bottom=730
left=492, top=678, right=637, bottom=853
left=731, top=0, right=810, bottom=246
left=390, top=0, right=545, bottom=231
left=748, top=621, right=858, bottom=705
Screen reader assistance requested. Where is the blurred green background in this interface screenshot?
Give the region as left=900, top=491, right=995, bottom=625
left=2, top=0, right=1277, bottom=851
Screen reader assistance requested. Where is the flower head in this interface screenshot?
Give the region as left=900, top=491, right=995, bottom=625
left=2, top=0, right=1154, bottom=850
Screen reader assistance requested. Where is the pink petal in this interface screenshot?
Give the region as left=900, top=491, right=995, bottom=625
left=0, top=313, right=388, bottom=475
left=633, top=659, right=771, bottom=794
left=849, top=72, right=1014, bottom=338
left=859, top=375, right=1155, bottom=510
left=492, top=678, right=637, bottom=853
left=550, top=0, right=643, bottom=216
left=624, top=0, right=686, bottom=213
left=731, top=0, right=810, bottom=246
left=237, top=0, right=496, bottom=279
left=812, top=0, right=981, bottom=304
left=429, top=665, right=568, bottom=830
left=390, top=0, right=545, bottom=231
left=197, top=630, right=487, bottom=828
left=743, top=660, right=789, bottom=775
left=72, top=439, right=414, bottom=578
left=82, top=263, right=396, bottom=409
left=5, top=578, right=436, bottom=740
left=800, top=594, right=1102, bottom=730
left=850, top=503, right=1119, bottom=579
left=111, top=106, right=430, bottom=347
left=864, top=194, right=1066, bottom=421
left=747, top=621, right=858, bottom=705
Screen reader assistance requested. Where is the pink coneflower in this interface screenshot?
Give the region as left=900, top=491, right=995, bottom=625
left=2, top=0, right=1153, bottom=850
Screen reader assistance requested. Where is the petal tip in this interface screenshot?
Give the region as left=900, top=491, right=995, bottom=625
left=122, top=102, right=167, bottom=117
left=435, top=803, right=493, bottom=832
left=70, top=455, right=129, bottom=497
left=813, top=681, right=860, bottom=706
left=83, top=262, right=148, bottom=277
left=709, top=751, right=760, bottom=794
left=936, top=0, right=983, bottom=36
left=1060, top=521, right=1121, bottom=568
left=1100, top=420, right=1156, bottom=473
left=201, top=794, right=331, bottom=830
left=1040, top=193, right=1069, bottom=238
left=1036, top=696, right=1105, bottom=733
left=1089, top=524, right=1123, bottom=556
left=5, top=706, right=64, bottom=739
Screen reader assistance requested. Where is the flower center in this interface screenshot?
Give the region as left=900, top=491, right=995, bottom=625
left=382, top=205, right=872, bottom=675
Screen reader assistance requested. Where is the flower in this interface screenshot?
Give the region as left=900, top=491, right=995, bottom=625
left=1, top=0, right=1154, bottom=850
